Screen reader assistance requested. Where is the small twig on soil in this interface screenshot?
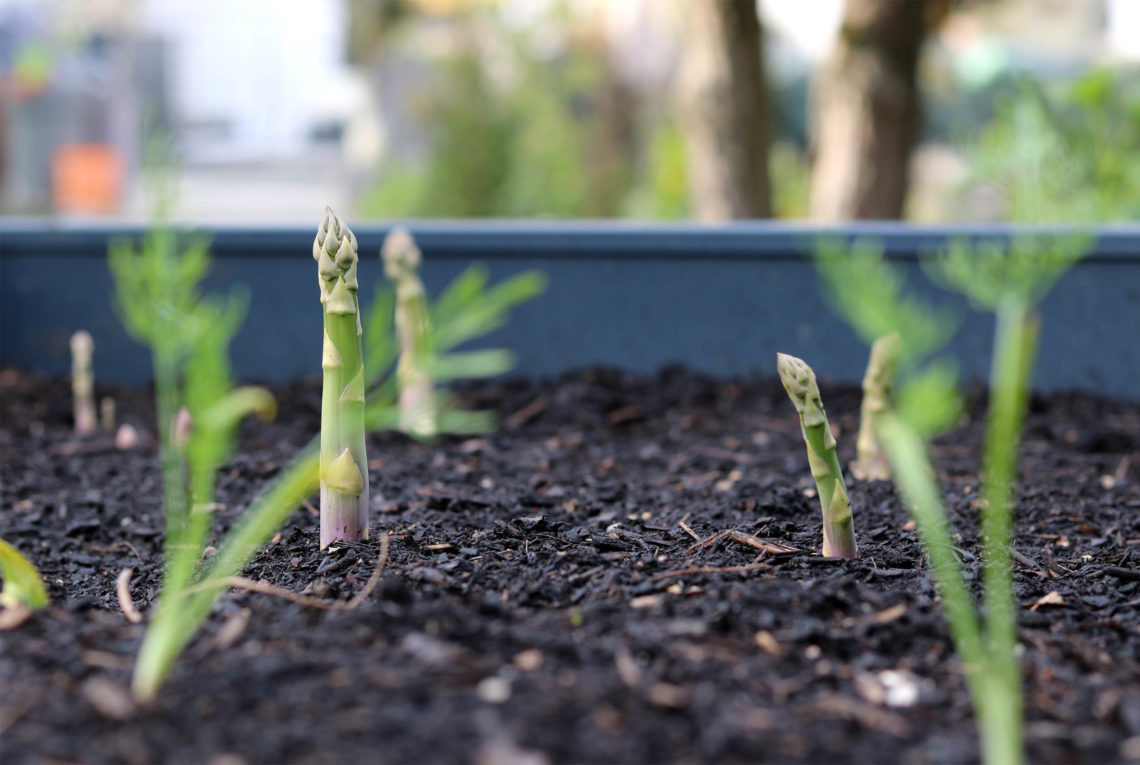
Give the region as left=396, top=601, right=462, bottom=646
left=116, top=569, right=142, bottom=624
left=183, top=533, right=390, bottom=610
left=685, top=529, right=800, bottom=557
left=1102, top=566, right=1140, bottom=582
left=654, top=562, right=769, bottom=580
left=505, top=397, right=548, bottom=430
left=301, top=499, right=319, bottom=516
left=91, top=540, right=143, bottom=562
left=1011, top=547, right=1049, bottom=577
left=678, top=520, right=700, bottom=542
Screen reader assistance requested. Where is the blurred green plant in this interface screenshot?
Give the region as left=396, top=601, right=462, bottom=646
left=359, top=10, right=635, bottom=219
left=0, top=539, right=49, bottom=612
left=816, top=229, right=1088, bottom=765
left=963, top=70, right=1140, bottom=223
left=362, top=242, right=546, bottom=437
left=111, top=218, right=319, bottom=703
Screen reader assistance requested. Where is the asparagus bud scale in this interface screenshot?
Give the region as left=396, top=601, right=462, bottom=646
left=314, top=208, right=369, bottom=547
left=777, top=353, right=857, bottom=558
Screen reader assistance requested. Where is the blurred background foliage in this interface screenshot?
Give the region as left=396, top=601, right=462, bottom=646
left=2, top=0, right=1138, bottom=223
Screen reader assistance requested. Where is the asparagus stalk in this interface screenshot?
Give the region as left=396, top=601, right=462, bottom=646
left=851, top=333, right=900, bottom=481
left=314, top=207, right=369, bottom=547
left=70, top=331, right=96, bottom=436
left=776, top=353, right=857, bottom=558
left=381, top=227, right=437, bottom=440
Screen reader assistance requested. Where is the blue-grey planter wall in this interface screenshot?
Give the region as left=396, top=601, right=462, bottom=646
left=2, top=221, right=1138, bottom=399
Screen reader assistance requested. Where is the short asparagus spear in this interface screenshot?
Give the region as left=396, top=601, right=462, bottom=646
left=314, top=207, right=369, bottom=547
left=70, top=331, right=96, bottom=436
left=100, top=397, right=116, bottom=434
left=777, top=353, right=857, bottom=558
left=382, top=227, right=436, bottom=440
left=851, top=333, right=900, bottom=481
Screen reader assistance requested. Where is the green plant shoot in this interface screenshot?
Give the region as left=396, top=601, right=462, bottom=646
left=851, top=332, right=899, bottom=481
left=314, top=208, right=369, bottom=547
left=70, top=330, right=96, bottom=436
left=776, top=353, right=857, bottom=559
left=382, top=228, right=436, bottom=439
left=361, top=254, right=546, bottom=439
left=112, top=210, right=319, bottom=702
left=0, top=539, right=48, bottom=611
left=816, top=230, right=1087, bottom=765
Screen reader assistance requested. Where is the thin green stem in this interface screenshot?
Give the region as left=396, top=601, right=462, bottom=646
left=976, top=299, right=1037, bottom=765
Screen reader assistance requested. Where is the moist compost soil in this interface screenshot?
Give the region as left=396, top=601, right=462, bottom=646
left=2, top=365, right=1139, bottom=764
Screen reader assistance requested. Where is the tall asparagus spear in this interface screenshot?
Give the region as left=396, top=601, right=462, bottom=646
left=851, top=333, right=900, bottom=481
left=381, top=227, right=436, bottom=440
left=314, top=208, right=369, bottom=547
left=70, top=331, right=96, bottom=436
left=776, top=353, right=857, bottom=558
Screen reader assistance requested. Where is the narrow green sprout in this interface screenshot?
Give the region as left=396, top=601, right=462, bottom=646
left=70, top=330, right=96, bottom=436
left=776, top=353, right=857, bottom=559
left=314, top=207, right=369, bottom=548
left=851, top=332, right=900, bottom=481
left=0, top=539, right=48, bottom=611
left=815, top=231, right=1087, bottom=765
left=112, top=214, right=319, bottom=703
left=382, top=227, right=436, bottom=440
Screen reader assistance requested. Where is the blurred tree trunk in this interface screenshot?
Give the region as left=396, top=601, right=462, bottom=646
left=808, top=0, right=948, bottom=221
left=676, top=0, right=771, bottom=221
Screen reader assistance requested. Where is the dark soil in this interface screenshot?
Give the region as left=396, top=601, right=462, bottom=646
left=2, top=366, right=1139, bottom=764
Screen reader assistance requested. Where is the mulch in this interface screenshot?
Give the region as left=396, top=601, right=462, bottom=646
left=1, top=365, right=1138, bottom=764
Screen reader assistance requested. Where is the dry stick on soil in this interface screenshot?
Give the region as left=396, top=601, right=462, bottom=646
left=776, top=353, right=857, bottom=558
left=183, top=533, right=390, bottom=611
left=653, top=563, right=770, bottom=581
left=684, top=529, right=800, bottom=557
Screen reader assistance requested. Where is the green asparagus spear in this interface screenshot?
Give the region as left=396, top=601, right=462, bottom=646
left=314, top=207, right=369, bottom=547
left=851, top=333, right=900, bottom=481
left=381, top=227, right=437, bottom=440
left=776, top=353, right=857, bottom=558
left=70, top=331, right=96, bottom=436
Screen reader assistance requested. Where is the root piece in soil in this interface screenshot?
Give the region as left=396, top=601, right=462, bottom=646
left=116, top=569, right=142, bottom=623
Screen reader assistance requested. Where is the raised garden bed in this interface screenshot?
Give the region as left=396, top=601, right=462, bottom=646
left=3, top=365, right=1138, bottom=764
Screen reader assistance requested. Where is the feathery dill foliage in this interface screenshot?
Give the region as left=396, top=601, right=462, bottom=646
left=815, top=229, right=1088, bottom=765
left=111, top=224, right=319, bottom=703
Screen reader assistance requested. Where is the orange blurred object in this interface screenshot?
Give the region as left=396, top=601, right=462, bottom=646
left=51, top=144, right=124, bottom=214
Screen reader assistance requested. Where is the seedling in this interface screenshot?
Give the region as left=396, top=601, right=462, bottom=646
left=816, top=231, right=1087, bottom=765
left=70, top=330, right=96, bottom=436
left=850, top=332, right=899, bottom=481
left=314, top=208, right=369, bottom=548
left=111, top=217, right=320, bottom=703
left=117, top=208, right=542, bottom=700
left=361, top=238, right=547, bottom=439
left=776, top=353, right=857, bottom=558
